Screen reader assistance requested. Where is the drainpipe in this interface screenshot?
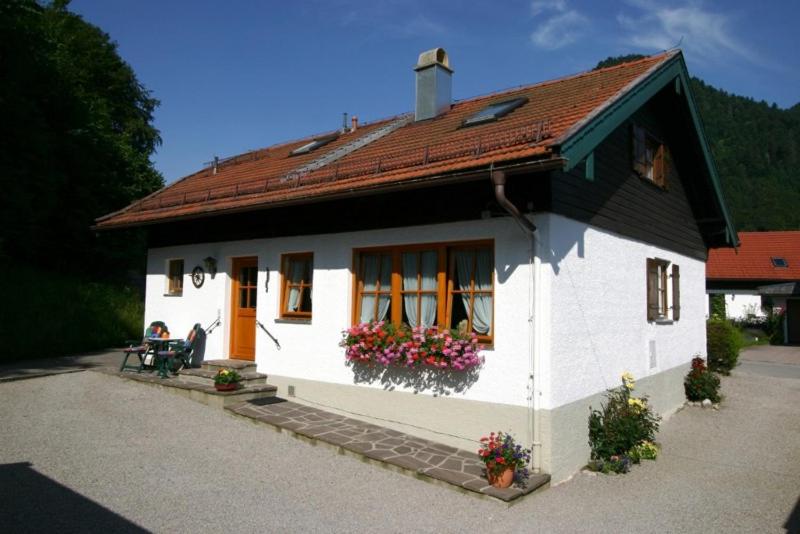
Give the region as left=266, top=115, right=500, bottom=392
left=491, top=168, right=543, bottom=473
left=492, top=170, right=536, bottom=233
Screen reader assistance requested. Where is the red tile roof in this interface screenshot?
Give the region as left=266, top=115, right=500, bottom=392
left=96, top=52, right=675, bottom=229
left=707, top=232, right=800, bottom=281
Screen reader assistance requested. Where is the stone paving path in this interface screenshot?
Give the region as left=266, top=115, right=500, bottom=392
left=228, top=398, right=549, bottom=502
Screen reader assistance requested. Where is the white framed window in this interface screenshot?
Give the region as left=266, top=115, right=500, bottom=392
left=647, top=258, right=680, bottom=321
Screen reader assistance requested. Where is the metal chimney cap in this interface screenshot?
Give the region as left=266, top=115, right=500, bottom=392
left=415, top=47, right=453, bottom=73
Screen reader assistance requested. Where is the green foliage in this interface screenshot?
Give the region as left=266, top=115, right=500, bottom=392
left=0, top=0, right=163, bottom=276
left=588, top=376, right=661, bottom=462
left=594, top=54, right=646, bottom=70
left=709, top=294, right=726, bottom=319
left=684, top=356, right=721, bottom=403
left=213, top=369, right=242, bottom=385
left=595, top=55, right=800, bottom=231
left=0, top=262, right=144, bottom=362
left=769, top=313, right=786, bottom=345
left=628, top=441, right=659, bottom=463
left=706, top=319, right=741, bottom=374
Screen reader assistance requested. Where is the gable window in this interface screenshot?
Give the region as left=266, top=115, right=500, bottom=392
left=167, top=259, right=184, bottom=296
left=633, top=125, right=666, bottom=187
left=463, top=97, right=528, bottom=127
left=281, top=253, right=313, bottom=318
left=354, top=242, right=494, bottom=341
left=646, top=259, right=680, bottom=322
left=290, top=134, right=338, bottom=156
left=771, top=257, right=788, bottom=268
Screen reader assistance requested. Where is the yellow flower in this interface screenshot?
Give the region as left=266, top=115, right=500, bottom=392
left=628, top=397, right=646, bottom=412
left=621, top=372, right=635, bottom=390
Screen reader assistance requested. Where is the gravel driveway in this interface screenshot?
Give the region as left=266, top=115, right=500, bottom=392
left=1, top=362, right=799, bottom=533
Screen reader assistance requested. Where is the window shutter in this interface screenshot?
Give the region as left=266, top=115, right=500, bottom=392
left=646, top=259, right=658, bottom=321
left=653, top=144, right=665, bottom=186
left=671, top=264, right=680, bottom=321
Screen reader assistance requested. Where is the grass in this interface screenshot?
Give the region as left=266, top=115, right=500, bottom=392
left=737, top=327, right=770, bottom=348
left=0, top=264, right=143, bottom=363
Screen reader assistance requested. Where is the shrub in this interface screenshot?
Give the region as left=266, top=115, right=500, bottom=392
left=588, top=373, right=661, bottom=463
left=0, top=263, right=144, bottom=362
left=709, top=294, right=726, bottom=319
left=768, top=311, right=785, bottom=345
left=684, top=356, right=721, bottom=403
left=629, top=441, right=659, bottom=462
left=706, top=319, right=741, bottom=374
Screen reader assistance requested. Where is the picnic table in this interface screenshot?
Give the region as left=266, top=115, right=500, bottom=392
left=145, top=337, right=183, bottom=378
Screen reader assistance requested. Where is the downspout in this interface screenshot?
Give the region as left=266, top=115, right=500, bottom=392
left=491, top=168, right=543, bottom=473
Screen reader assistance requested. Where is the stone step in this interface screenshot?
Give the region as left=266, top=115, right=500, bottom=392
left=179, top=367, right=267, bottom=387
left=202, top=359, right=257, bottom=373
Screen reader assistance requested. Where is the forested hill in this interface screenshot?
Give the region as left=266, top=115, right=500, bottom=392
left=596, top=55, right=800, bottom=231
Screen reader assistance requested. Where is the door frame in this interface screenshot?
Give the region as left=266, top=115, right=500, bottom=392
left=229, top=256, right=258, bottom=361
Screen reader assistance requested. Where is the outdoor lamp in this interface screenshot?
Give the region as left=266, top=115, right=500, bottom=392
left=203, top=256, right=218, bottom=278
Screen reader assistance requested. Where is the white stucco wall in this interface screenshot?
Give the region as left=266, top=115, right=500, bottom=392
left=537, top=213, right=706, bottom=411
left=145, top=217, right=534, bottom=408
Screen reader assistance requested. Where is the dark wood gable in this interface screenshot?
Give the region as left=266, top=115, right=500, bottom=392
left=537, top=86, right=712, bottom=261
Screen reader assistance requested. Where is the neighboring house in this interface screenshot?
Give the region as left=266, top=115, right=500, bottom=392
left=96, top=49, right=736, bottom=483
left=707, top=231, right=800, bottom=342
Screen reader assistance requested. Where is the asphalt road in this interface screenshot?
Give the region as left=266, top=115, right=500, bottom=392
left=1, top=358, right=798, bottom=533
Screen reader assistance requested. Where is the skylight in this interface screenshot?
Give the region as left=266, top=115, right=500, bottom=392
left=771, top=257, right=789, bottom=268
left=463, top=97, right=528, bottom=127
left=290, top=134, right=338, bottom=156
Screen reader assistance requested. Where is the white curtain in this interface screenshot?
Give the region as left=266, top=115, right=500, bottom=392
left=402, top=253, right=419, bottom=328
left=420, top=251, right=437, bottom=328
left=286, top=259, right=306, bottom=311
left=401, top=251, right=437, bottom=328
left=455, top=249, right=493, bottom=335
left=360, top=254, right=391, bottom=322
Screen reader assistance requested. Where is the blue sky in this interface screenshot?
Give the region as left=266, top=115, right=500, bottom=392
left=71, top=0, right=799, bottom=184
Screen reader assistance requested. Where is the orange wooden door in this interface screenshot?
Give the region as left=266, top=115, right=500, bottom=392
left=230, top=257, right=258, bottom=361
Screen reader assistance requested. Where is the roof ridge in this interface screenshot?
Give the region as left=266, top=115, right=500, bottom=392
left=448, top=50, right=676, bottom=109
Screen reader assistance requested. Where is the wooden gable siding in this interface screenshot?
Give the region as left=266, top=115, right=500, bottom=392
left=546, top=99, right=707, bottom=261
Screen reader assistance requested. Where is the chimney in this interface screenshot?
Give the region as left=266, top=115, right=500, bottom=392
left=351, top=115, right=358, bottom=132
left=414, top=48, right=452, bottom=121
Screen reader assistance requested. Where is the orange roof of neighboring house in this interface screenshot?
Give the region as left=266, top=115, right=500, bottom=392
left=707, top=231, right=800, bottom=281
left=96, top=52, right=676, bottom=229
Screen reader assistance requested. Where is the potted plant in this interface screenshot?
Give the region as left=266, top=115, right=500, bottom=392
left=213, top=368, right=242, bottom=391
left=477, top=431, right=531, bottom=488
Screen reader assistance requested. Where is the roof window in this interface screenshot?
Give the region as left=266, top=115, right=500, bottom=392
left=290, top=134, right=338, bottom=156
left=463, top=97, right=528, bottom=127
left=771, top=257, right=788, bottom=268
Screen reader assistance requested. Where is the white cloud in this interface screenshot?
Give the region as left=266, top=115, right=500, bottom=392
left=530, top=0, right=589, bottom=50
left=531, top=0, right=567, bottom=16
left=617, top=1, right=760, bottom=64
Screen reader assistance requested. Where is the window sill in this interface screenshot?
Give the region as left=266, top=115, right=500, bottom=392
left=163, top=293, right=183, bottom=297
left=634, top=172, right=667, bottom=191
left=652, top=318, right=674, bottom=325
left=275, top=317, right=311, bottom=325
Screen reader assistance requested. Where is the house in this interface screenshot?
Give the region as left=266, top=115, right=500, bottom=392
left=707, top=231, right=800, bottom=342
left=96, top=48, right=736, bottom=483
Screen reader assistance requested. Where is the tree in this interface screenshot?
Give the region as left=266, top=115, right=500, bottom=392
left=0, top=0, right=163, bottom=276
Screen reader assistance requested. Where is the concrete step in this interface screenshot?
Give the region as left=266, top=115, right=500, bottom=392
left=202, top=359, right=257, bottom=374
left=179, top=367, right=267, bottom=387
left=105, top=368, right=278, bottom=410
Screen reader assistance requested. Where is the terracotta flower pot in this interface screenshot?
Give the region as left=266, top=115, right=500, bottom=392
left=214, top=382, right=239, bottom=392
left=487, top=465, right=515, bottom=488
